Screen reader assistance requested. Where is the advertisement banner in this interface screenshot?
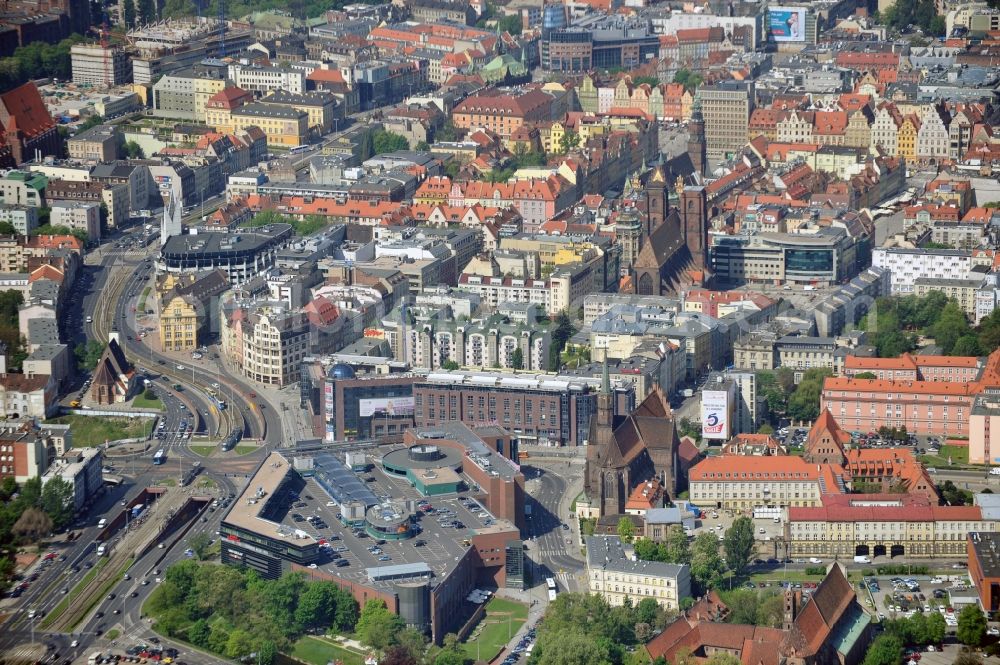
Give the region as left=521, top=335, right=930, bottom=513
left=360, top=397, right=415, bottom=417
left=769, top=7, right=805, bottom=42
left=701, top=390, right=730, bottom=440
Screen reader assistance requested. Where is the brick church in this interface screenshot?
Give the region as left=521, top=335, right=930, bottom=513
left=582, top=363, right=699, bottom=519
left=618, top=161, right=710, bottom=296
left=0, top=82, right=61, bottom=168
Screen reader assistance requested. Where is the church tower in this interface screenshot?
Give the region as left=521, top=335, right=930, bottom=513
left=687, top=90, right=707, bottom=176
left=681, top=186, right=707, bottom=271
left=644, top=163, right=668, bottom=229
left=616, top=208, right=643, bottom=269
left=585, top=359, right=619, bottom=516
left=595, top=359, right=614, bottom=443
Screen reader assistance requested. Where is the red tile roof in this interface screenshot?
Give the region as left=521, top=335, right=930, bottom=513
left=0, top=82, right=54, bottom=139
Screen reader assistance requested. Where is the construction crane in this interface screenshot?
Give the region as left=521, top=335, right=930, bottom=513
left=88, top=23, right=112, bottom=87
left=91, top=0, right=114, bottom=87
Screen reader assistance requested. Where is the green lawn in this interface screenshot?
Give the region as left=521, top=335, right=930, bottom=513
left=920, top=444, right=970, bottom=468
left=289, top=636, right=365, bottom=665
left=105, top=628, right=120, bottom=641
left=138, top=286, right=151, bottom=313
left=235, top=444, right=258, bottom=455
left=45, top=415, right=153, bottom=447
left=189, top=445, right=215, bottom=457
left=132, top=395, right=163, bottom=410
left=461, top=597, right=528, bottom=662
left=196, top=476, right=217, bottom=489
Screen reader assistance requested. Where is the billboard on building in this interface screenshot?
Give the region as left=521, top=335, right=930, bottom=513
left=768, top=7, right=806, bottom=42
left=701, top=390, right=731, bottom=440
left=359, top=397, right=415, bottom=417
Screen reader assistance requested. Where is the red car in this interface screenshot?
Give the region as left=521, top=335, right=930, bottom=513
left=43, top=552, right=58, bottom=561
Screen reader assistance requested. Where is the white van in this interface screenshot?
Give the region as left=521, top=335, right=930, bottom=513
left=96, top=544, right=107, bottom=556
left=97, top=518, right=107, bottom=528
left=854, top=555, right=872, bottom=564
left=990, top=467, right=1000, bottom=476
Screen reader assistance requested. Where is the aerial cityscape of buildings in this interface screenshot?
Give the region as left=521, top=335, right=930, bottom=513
left=2, top=0, right=1000, bottom=661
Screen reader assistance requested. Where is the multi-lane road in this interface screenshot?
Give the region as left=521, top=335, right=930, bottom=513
left=522, top=457, right=587, bottom=593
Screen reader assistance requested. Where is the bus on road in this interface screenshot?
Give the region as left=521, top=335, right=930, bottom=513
left=152, top=449, right=166, bottom=465
left=546, top=577, right=558, bottom=601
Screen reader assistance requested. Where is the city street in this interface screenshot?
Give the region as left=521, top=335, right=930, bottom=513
left=522, top=455, right=587, bottom=593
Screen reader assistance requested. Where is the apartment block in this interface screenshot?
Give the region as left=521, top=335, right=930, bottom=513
left=586, top=535, right=690, bottom=610
left=70, top=43, right=131, bottom=87
left=227, top=62, right=306, bottom=95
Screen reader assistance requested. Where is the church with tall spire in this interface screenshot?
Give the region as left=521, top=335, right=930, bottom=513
left=583, top=361, right=695, bottom=518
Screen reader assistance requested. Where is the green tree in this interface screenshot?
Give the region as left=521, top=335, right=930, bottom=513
left=726, top=589, right=761, bottom=624
left=75, top=339, right=105, bottom=371
left=123, top=0, right=136, bottom=27
left=188, top=618, right=210, bottom=647
left=123, top=140, right=145, bottom=158
left=757, top=423, right=774, bottom=434
left=32, top=224, right=87, bottom=244
left=257, top=640, right=278, bottom=665
left=557, top=130, right=580, bottom=153
left=756, top=370, right=789, bottom=415
left=78, top=114, right=104, bottom=132
left=436, top=120, right=458, bottom=142
left=498, top=13, right=522, bottom=35
left=441, top=360, right=460, bottom=370
left=979, top=307, right=1000, bottom=353
left=511, top=347, right=524, bottom=370
left=0, top=476, right=17, bottom=501
left=373, top=130, right=409, bottom=155
left=333, top=587, right=359, bottom=631
left=952, top=335, right=983, bottom=357
left=616, top=516, right=635, bottom=543
left=931, top=300, right=971, bottom=354
left=357, top=599, right=405, bottom=650
left=40, top=476, right=74, bottom=529
left=636, top=597, right=661, bottom=626
left=137, top=0, right=155, bottom=24
left=225, top=629, right=256, bottom=660
left=662, top=525, right=691, bottom=564
left=723, top=516, right=756, bottom=579
left=633, top=537, right=661, bottom=561
left=707, top=653, right=743, bottom=665
left=0, top=221, right=17, bottom=235
left=395, top=627, right=427, bottom=662
left=189, top=532, right=212, bottom=560
left=787, top=368, right=832, bottom=422
left=924, top=611, right=946, bottom=644
left=548, top=310, right=576, bottom=371
left=758, top=592, right=785, bottom=627
left=690, top=532, right=725, bottom=592
left=633, top=76, right=659, bottom=87
left=678, top=417, right=702, bottom=443
left=414, top=140, right=430, bottom=151
left=434, top=633, right=465, bottom=665
left=957, top=605, right=986, bottom=646
left=862, top=634, right=903, bottom=665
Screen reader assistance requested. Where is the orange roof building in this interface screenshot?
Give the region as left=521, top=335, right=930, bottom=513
left=688, top=455, right=846, bottom=510
left=646, top=565, right=873, bottom=665
left=788, top=492, right=990, bottom=559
